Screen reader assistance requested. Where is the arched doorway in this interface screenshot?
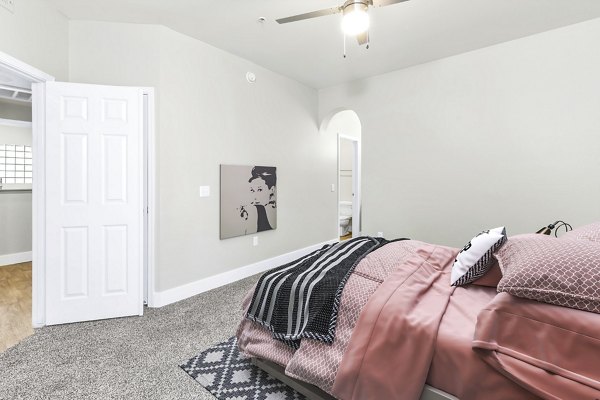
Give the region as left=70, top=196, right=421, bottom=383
left=320, top=110, right=361, bottom=241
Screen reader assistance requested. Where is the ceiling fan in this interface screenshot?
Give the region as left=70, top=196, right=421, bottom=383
left=276, top=0, right=410, bottom=47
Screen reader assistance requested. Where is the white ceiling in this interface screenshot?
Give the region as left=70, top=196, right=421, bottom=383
left=49, top=0, right=600, bottom=88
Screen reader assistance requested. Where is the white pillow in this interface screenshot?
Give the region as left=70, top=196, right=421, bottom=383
left=451, top=227, right=507, bottom=286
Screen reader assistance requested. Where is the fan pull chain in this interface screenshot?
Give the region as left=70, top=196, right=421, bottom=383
left=367, top=30, right=370, bottom=50
left=343, top=34, right=347, bottom=58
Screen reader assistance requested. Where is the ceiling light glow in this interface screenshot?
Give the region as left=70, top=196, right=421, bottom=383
left=341, top=2, right=370, bottom=36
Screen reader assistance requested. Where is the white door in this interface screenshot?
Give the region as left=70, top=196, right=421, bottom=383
left=44, top=82, right=144, bottom=325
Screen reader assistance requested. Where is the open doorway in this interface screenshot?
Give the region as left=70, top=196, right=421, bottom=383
left=0, top=52, right=55, bottom=349
left=338, top=134, right=361, bottom=241
left=320, top=109, right=362, bottom=242
left=0, top=116, right=34, bottom=352
left=0, top=52, right=155, bottom=347
left=0, top=55, right=39, bottom=351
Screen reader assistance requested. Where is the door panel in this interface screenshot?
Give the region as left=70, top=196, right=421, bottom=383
left=102, top=225, right=128, bottom=295
left=62, top=227, right=88, bottom=298
left=103, top=135, right=128, bottom=203
left=62, top=133, right=88, bottom=203
left=45, top=82, right=143, bottom=325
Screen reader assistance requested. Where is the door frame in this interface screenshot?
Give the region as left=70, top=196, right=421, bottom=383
left=337, top=134, right=361, bottom=238
left=142, top=89, right=157, bottom=309
left=0, top=51, right=156, bottom=328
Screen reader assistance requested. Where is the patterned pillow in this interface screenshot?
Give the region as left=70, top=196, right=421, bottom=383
left=496, top=234, right=600, bottom=314
left=561, top=221, right=600, bottom=243
left=451, top=227, right=507, bottom=286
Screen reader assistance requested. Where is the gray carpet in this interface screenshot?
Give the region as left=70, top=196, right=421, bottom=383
left=0, top=274, right=258, bottom=400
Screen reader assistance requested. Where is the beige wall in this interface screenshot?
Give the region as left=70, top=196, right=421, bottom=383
left=0, top=0, right=69, bottom=80
left=68, top=21, right=162, bottom=88
left=0, top=124, right=32, bottom=256
left=319, top=18, right=600, bottom=247
left=69, top=21, right=337, bottom=292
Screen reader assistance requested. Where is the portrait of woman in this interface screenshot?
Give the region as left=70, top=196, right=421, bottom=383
left=220, top=165, right=277, bottom=239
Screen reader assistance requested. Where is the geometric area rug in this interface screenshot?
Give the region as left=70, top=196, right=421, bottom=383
left=180, top=336, right=306, bottom=400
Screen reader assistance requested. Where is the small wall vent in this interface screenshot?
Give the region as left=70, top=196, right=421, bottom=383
left=0, top=84, right=31, bottom=102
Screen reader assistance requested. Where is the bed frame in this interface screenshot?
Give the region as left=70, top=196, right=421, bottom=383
left=252, top=358, right=458, bottom=400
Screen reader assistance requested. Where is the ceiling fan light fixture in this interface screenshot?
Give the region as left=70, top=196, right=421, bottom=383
left=341, top=1, right=370, bottom=36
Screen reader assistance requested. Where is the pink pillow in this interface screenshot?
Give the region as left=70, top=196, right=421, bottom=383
left=561, top=221, right=600, bottom=243
left=471, top=260, right=502, bottom=287
left=496, top=234, right=600, bottom=314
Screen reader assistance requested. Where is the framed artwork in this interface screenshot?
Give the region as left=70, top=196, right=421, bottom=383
left=220, top=165, right=277, bottom=240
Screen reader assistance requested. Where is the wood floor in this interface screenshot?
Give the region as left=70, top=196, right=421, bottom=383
left=340, top=233, right=352, bottom=241
left=0, top=262, right=33, bottom=353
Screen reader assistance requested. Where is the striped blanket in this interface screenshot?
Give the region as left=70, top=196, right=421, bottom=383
left=246, top=236, right=393, bottom=348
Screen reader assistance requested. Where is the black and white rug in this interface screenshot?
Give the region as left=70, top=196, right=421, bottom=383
left=180, top=337, right=306, bottom=400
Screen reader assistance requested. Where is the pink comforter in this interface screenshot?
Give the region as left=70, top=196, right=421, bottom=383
left=428, top=285, right=538, bottom=399
left=332, top=244, right=457, bottom=399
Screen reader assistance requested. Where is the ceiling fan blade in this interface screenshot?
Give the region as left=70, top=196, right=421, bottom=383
left=356, top=32, right=368, bottom=46
left=373, top=0, right=410, bottom=7
left=276, top=7, right=341, bottom=24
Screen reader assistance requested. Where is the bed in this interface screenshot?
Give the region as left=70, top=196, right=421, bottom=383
left=236, top=232, right=600, bottom=400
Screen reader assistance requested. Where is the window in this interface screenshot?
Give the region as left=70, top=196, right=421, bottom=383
left=0, top=144, right=32, bottom=185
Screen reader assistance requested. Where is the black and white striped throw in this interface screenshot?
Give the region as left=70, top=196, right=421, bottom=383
left=246, top=236, right=392, bottom=348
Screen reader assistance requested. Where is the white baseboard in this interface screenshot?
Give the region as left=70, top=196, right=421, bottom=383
left=0, top=251, right=32, bottom=267
left=150, top=238, right=338, bottom=308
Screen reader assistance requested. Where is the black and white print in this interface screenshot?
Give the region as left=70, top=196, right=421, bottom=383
left=220, top=165, right=277, bottom=240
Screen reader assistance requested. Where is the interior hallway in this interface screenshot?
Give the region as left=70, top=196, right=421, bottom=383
left=0, top=262, right=33, bottom=353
